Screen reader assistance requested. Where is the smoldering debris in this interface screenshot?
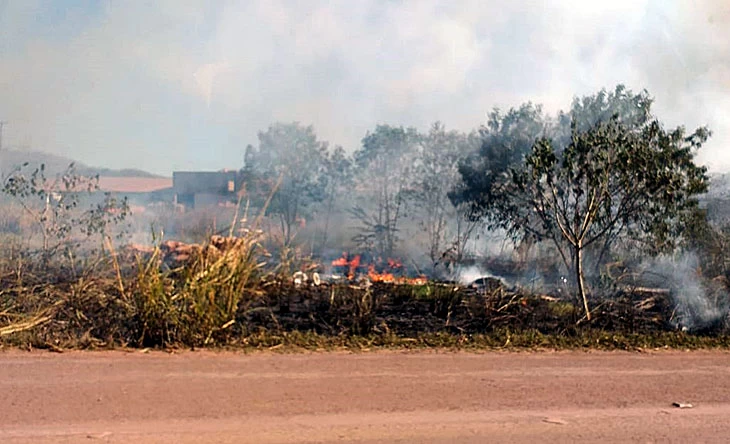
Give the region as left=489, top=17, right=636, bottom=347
left=453, top=265, right=495, bottom=286
left=635, top=254, right=730, bottom=331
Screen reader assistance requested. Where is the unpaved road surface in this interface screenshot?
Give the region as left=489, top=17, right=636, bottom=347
left=1, top=350, right=730, bottom=443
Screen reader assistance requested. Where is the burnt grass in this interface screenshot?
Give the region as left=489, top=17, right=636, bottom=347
left=3, top=272, right=730, bottom=351
left=247, top=280, right=712, bottom=337
left=235, top=279, right=730, bottom=351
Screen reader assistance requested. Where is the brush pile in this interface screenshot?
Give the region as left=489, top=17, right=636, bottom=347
left=123, top=233, right=263, bottom=268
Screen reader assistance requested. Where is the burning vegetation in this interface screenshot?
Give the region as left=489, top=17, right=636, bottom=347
left=329, top=253, right=428, bottom=285
left=1, top=85, right=730, bottom=350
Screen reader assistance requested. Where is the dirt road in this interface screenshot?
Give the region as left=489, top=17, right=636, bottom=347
left=1, top=349, right=729, bottom=443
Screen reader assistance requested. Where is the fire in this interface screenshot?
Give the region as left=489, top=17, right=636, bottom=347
left=367, top=264, right=428, bottom=286
left=407, top=276, right=429, bottom=286
left=387, top=258, right=403, bottom=269
left=332, top=253, right=428, bottom=285
left=331, top=254, right=349, bottom=267
left=331, top=253, right=361, bottom=280
left=368, top=264, right=395, bottom=283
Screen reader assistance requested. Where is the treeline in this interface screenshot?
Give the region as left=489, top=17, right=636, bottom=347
left=243, top=85, right=714, bottom=279
left=242, top=120, right=481, bottom=270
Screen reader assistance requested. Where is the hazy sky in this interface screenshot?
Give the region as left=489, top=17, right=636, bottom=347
left=1, top=0, right=728, bottom=176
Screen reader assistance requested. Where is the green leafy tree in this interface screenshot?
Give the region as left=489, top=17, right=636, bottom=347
left=247, top=122, right=329, bottom=247
left=450, top=103, right=549, bottom=262
left=564, top=84, right=652, bottom=134
left=559, top=86, right=658, bottom=272
left=454, top=86, right=709, bottom=320
left=451, top=103, right=549, bottom=215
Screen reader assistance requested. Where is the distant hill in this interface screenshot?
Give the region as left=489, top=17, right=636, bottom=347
left=0, top=149, right=162, bottom=178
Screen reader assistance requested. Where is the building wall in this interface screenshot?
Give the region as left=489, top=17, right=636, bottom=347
left=193, top=192, right=234, bottom=209
left=172, top=171, right=242, bottom=209
left=172, top=171, right=238, bottom=195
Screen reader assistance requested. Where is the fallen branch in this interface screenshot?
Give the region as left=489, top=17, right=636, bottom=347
left=0, top=300, right=64, bottom=337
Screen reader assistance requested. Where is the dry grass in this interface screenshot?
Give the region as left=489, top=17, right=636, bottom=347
left=232, top=329, right=730, bottom=352
left=0, top=229, right=265, bottom=348
left=130, top=232, right=265, bottom=346
left=0, top=229, right=729, bottom=351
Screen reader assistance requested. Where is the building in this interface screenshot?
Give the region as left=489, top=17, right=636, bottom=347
left=172, top=170, right=243, bottom=209
left=91, top=170, right=246, bottom=211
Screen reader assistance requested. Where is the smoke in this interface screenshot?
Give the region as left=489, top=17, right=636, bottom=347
left=637, top=253, right=729, bottom=330
left=1, top=1, right=729, bottom=174
left=450, top=248, right=730, bottom=332
left=452, top=265, right=494, bottom=285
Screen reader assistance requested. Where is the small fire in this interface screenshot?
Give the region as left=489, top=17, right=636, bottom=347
left=332, top=253, right=427, bottom=285
left=406, top=276, right=429, bottom=286
left=331, top=254, right=349, bottom=267
left=332, top=253, right=361, bottom=280
left=368, top=264, right=428, bottom=286
left=368, top=264, right=395, bottom=283
left=387, top=258, right=403, bottom=269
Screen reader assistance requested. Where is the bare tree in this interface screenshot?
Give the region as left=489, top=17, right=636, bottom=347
left=350, top=125, right=418, bottom=258
left=2, top=162, right=129, bottom=260
left=408, top=123, right=480, bottom=269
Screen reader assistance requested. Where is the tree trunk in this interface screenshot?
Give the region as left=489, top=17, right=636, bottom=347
left=320, top=194, right=334, bottom=255
left=575, top=244, right=591, bottom=321
left=280, top=215, right=291, bottom=248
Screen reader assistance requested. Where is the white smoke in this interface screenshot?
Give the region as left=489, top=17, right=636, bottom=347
left=638, top=253, right=729, bottom=330
left=1, top=2, right=729, bottom=174
left=452, top=265, right=494, bottom=285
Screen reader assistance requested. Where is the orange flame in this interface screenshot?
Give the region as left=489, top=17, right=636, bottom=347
left=387, top=258, right=403, bottom=269
left=406, top=276, right=429, bottom=286
left=331, top=255, right=349, bottom=267
left=368, top=264, right=395, bottom=283
left=367, top=264, right=427, bottom=285
left=332, top=253, right=362, bottom=280
left=332, top=253, right=427, bottom=285
left=348, top=255, right=361, bottom=279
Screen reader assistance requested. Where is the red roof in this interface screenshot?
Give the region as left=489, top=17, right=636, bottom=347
left=97, top=177, right=172, bottom=193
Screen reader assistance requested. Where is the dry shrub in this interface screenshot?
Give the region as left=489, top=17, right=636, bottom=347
left=0, top=230, right=266, bottom=348
left=130, top=231, right=265, bottom=346
left=0, top=249, right=134, bottom=347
